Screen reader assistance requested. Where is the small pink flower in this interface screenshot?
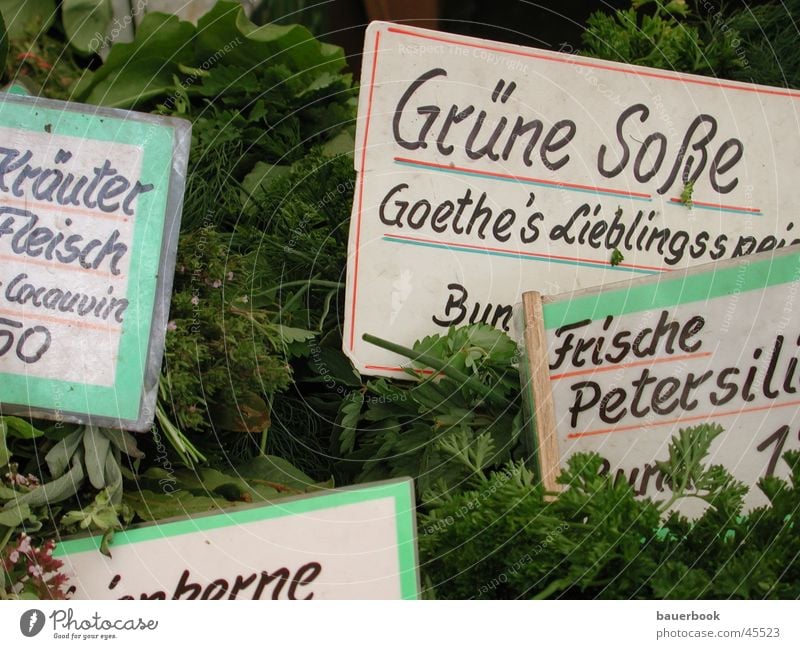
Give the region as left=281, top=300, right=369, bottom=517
left=212, top=279, right=222, bottom=288
left=167, top=321, right=177, bottom=331
left=8, top=550, right=19, bottom=563
left=191, top=296, right=200, bottom=306
left=18, top=535, right=32, bottom=554
left=227, top=271, right=234, bottom=280
left=29, top=563, right=44, bottom=578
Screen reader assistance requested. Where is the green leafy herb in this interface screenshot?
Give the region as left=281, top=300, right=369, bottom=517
left=582, top=1, right=744, bottom=77
left=421, top=426, right=800, bottom=599
left=337, top=325, right=526, bottom=494
left=680, top=179, right=694, bottom=206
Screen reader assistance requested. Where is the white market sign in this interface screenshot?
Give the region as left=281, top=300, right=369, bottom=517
left=54, top=479, right=419, bottom=600
left=344, top=22, right=800, bottom=376
left=521, top=246, right=800, bottom=514
left=0, top=93, right=190, bottom=430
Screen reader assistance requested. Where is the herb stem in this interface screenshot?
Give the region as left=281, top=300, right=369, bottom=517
left=362, top=333, right=498, bottom=404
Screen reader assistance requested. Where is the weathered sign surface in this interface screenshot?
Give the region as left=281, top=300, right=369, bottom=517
left=55, top=479, right=419, bottom=599
left=345, top=22, right=800, bottom=376
left=0, top=94, right=190, bottom=430
left=521, top=246, right=800, bottom=513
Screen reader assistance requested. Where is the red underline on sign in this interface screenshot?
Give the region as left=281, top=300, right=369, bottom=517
left=394, top=156, right=652, bottom=201
left=364, top=364, right=435, bottom=375
left=385, top=26, right=800, bottom=99
left=383, top=232, right=666, bottom=274
left=349, top=28, right=382, bottom=352
left=0, top=197, right=130, bottom=223
left=0, top=307, right=121, bottom=333
left=549, top=351, right=712, bottom=381
left=0, top=254, right=119, bottom=278
left=667, top=197, right=762, bottom=216
left=568, top=397, right=800, bottom=439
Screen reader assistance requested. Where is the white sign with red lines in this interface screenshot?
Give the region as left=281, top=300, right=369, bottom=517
left=0, top=92, right=187, bottom=431
left=0, top=127, right=141, bottom=387
left=533, top=247, right=800, bottom=515
left=344, top=21, right=800, bottom=376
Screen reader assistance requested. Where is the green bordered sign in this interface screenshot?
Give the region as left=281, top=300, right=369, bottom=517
left=54, top=479, right=420, bottom=600
left=521, top=245, right=800, bottom=515
left=0, top=93, right=190, bottom=431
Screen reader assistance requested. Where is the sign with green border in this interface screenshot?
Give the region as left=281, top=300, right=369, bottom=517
left=0, top=93, right=190, bottom=431
left=521, top=245, right=800, bottom=514
left=54, top=479, right=420, bottom=600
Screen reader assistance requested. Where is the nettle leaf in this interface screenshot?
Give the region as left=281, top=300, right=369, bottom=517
left=0, top=0, right=55, bottom=39
left=1, top=416, right=45, bottom=440
left=0, top=502, right=31, bottom=527
left=71, top=12, right=195, bottom=107
left=336, top=391, right=364, bottom=455
left=269, top=324, right=317, bottom=345
left=196, top=65, right=260, bottom=98
left=194, top=1, right=346, bottom=81
left=62, top=0, right=113, bottom=53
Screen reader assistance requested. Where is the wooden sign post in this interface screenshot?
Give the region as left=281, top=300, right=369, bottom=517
left=55, top=479, right=419, bottom=600
left=521, top=245, right=800, bottom=512
left=345, top=22, right=800, bottom=377
left=0, top=93, right=190, bottom=431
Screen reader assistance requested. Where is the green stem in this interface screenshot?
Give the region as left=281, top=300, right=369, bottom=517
left=155, top=403, right=207, bottom=467
left=260, top=395, right=273, bottom=456
left=0, top=525, right=14, bottom=553
left=362, top=333, right=501, bottom=405
left=277, top=282, right=310, bottom=318
left=532, top=578, right=570, bottom=600
left=268, top=279, right=344, bottom=291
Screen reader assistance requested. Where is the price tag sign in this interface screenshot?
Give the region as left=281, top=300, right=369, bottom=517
left=521, top=246, right=800, bottom=514
left=345, top=22, right=800, bottom=377
left=55, top=479, right=420, bottom=600
left=0, top=94, right=190, bottom=431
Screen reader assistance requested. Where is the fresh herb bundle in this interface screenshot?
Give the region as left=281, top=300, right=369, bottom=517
left=335, top=324, right=527, bottom=495
left=420, top=425, right=800, bottom=599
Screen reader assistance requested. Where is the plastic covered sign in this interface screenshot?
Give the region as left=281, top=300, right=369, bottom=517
left=0, top=93, right=190, bottom=431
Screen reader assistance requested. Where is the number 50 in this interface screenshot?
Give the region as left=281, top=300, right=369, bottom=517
left=0, top=317, right=52, bottom=364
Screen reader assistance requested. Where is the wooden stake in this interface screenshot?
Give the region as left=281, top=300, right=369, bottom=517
left=522, top=291, right=562, bottom=494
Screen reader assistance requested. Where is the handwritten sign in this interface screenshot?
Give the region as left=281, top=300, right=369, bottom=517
left=54, top=479, right=419, bottom=600
left=521, top=245, right=800, bottom=514
left=0, top=93, right=190, bottom=431
left=344, top=22, right=800, bottom=376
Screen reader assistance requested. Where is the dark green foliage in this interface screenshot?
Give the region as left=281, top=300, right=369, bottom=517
left=420, top=426, right=800, bottom=599
left=725, top=0, right=800, bottom=88
left=239, top=147, right=355, bottom=283
left=178, top=73, right=355, bottom=230
left=163, top=227, right=302, bottom=436
left=582, top=0, right=745, bottom=77
left=0, top=9, right=7, bottom=73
